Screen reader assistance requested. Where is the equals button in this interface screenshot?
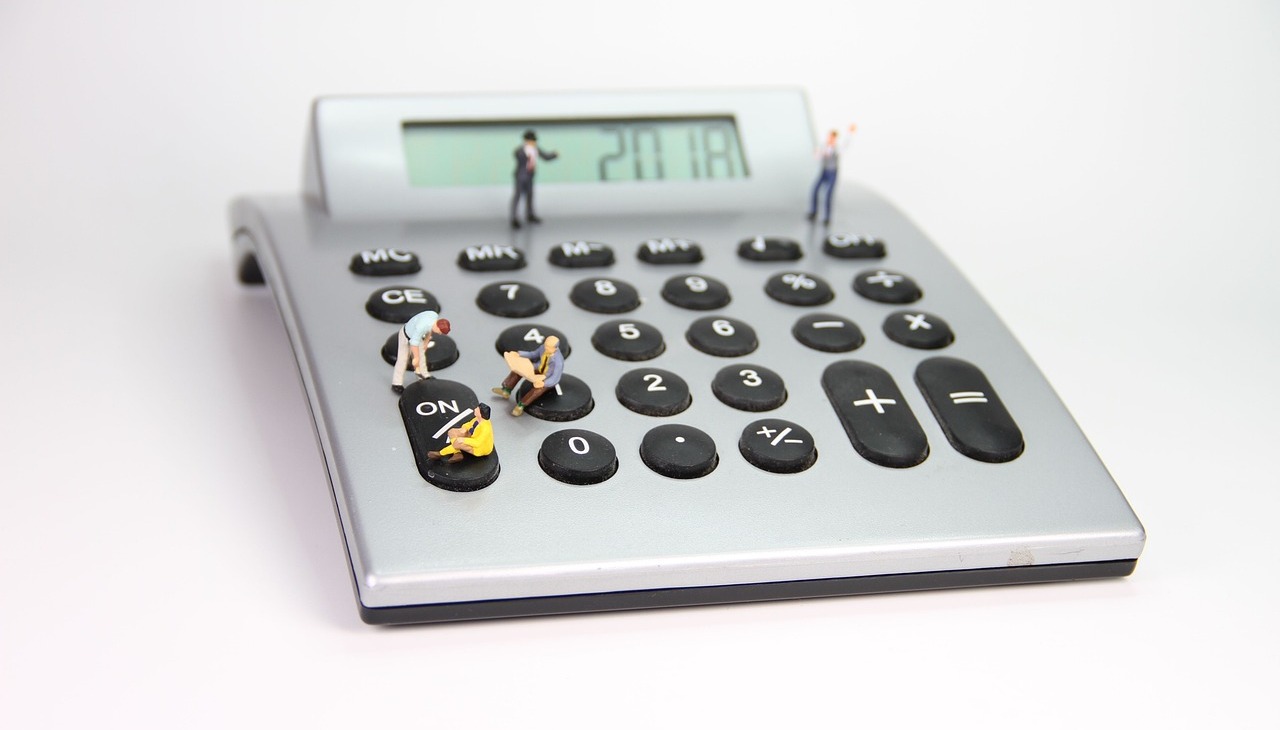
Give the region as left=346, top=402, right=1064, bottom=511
left=914, top=357, right=1024, bottom=463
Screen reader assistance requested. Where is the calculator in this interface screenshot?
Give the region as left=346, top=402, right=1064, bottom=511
left=231, top=89, right=1145, bottom=624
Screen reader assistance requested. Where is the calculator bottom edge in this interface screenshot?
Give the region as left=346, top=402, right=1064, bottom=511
left=357, top=559, right=1138, bottom=626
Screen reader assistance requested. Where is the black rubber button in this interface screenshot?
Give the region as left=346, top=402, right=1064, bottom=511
left=764, top=271, right=835, bottom=307
left=457, top=244, right=526, bottom=271
left=823, top=234, right=886, bottom=259
left=792, top=313, right=865, bottom=352
left=739, top=418, right=817, bottom=473
left=549, top=241, right=615, bottom=268
left=738, top=236, right=802, bottom=261
left=821, top=360, right=929, bottom=468
left=539, top=429, right=618, bottom=485
left=686, top=316, right=758, bottom=357
left=514, top=373, right=595, bottom=422
left=661, top=274, right=731, bottom=310
left=637, top=238, right=703, bottom=264
left=350, top=248, right=421, bottom=276
left=616, top=368, right=692, bottom=416
left=476, top=281, right=549, bottom=318
left=591, top=319, right=665, bottom=361
left=398, top=379, right=500, bottom=492
left=711, top=364, right=787, bottom=411
left=853, top=269, right=922, bottom=304
left=381, top=332, right=459, bottom=371
left=883, top=311, right=954, bottom=350
left=365, top=287, right=442, bottom=324
left=915, top=357, right=1023, bottom=463
left=494, top=324, right=572, bottom=358
left=640, top=424, right=718, bottom=479
left=569, top=277, right=641, bottom=313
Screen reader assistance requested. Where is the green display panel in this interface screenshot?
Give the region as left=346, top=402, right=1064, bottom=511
left=402, top=117, right=749, bottom=187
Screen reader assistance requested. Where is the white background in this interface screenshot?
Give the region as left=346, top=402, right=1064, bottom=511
left=3, top=1, right=1278, bottom=726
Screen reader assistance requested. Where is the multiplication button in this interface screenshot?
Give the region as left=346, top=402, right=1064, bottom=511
left=883, top=311, right=953, bottom=349
left=915, top=357, right=1023, bottom=463
left=821, top=360, right=929, bottom=468
left=739, top=419, right=817, bottom=473
left=764, top=272, right=834, bottom=306
left=570, top=277, right=640, bottom=313
left=616, top=368, right=692, bottom=416
left=853, top=269, right=922, bottom=304
left=539, top=429, right=618, bottom=485
left=792, top=313, right=865, bottom=352
left=476, top=281, right=549, bottom=318
left=686, top=316, right=757, bottom=357
left=640, top=424, right=718, bottom=479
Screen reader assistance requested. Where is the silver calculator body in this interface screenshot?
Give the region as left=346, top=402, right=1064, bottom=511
left=231, top=89, right=1144, bottom=624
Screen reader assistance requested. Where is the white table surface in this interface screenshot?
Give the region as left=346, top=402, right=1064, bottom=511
left=3, top=1, right=1277, bottom=726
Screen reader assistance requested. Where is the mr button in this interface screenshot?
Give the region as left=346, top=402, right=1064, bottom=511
left=350, top=248, right=421, bottom=276
left=457, top=245, right=526, bottom=271
left=914, top=357, right=1023, bottom=463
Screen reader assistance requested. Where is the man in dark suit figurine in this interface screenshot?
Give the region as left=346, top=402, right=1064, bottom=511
left=511, top=130, right=559, bottom=228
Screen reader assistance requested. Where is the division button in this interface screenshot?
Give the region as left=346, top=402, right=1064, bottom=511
left=738, top=236, right=803, bottom=261
left=883, top=311, right=954, bottom=350
left=539, top=429, right=618, bottom=485
left=637, top=237, right=703, bottom=264
left=615, top=368, right=692, bottom=416
left=739, top=418, right=817, bottom=474
left=476, top=281, right=550, bottom=318
left=365, top=286, right=442, bottom=324
left=398, top=379, right=500, bottom=492
left=764, top=271, right=835, bottom=307
left=592, top=319, right=665, bottom=361
left=792, top=313, right=865, bottom=352
left=549, top=240, right=615, bottom=268
left=494, top=324, right=572, bottom=358
left=661, top=274, right=731, bottom=310
left=821, top=360, right=929, bottom=468
left=514, top=373, right=594, bottom=422
left=823, top=234, right=886, bottom=259
left=457, top=244, right=527, bottom=272
left=640, top=424, right=718, bottom=479
left=711, top=364, right=787, bottom=411
left=853, top=269, right=922, bottom=304
left=914, top=357, right=1024, bottom=463
left=569, top=277, right=641, bottom=313
left=686, top=316, right=758, bottom=357
left=381, top=332, right=459, bottom=371
left=350, top=248, right=421, bottom=276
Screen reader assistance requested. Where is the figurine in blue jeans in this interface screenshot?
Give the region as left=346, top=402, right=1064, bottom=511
left=807, top=124, right=857, bottom=226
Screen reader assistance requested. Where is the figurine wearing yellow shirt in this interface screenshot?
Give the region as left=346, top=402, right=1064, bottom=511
left=427, top=404, right=494, bottom=464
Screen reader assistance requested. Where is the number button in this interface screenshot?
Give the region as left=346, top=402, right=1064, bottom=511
left=853, top=269, right=923, bottom=304
left=364, top=286, right=442, bottom=323
left=569, top=277, right=641, bottom=313
left=381, top=332, right=459, bottom=371
left=764, top=272, right=835, bottom=307
left=685, top=316, right=758, bottom=357
left=514, top=374, right=595, bottom=422
left=739, top=419, right=818, bottom=474
left=538, top=429, right=619, bottom=485
left=711, top=364, right=787, bottom=411
left=639, top=424, right=718, bottom=479
left=591, top=320, right=665, bottom=361
left=882, top=311, right=954, bottom=349
left=737, top=236, right=802, bottom=261
left=615, top=368, right=692, bottom=416
left=494, top=324, right=572, bottom=358
left=476, top=281, right=550, bottom=318
left=792, top=313, right=865, bottom=353
left=660, top=274, right=731, bottom=310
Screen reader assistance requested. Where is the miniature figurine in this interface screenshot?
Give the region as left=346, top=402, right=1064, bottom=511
left=510, top=130, right=559, bottom=229
left=427, top=404, right=494, bottom=463
left=492, top=335, right=564, bottom=416
left=391, top=310, right=452, bottom=393
left=806, top=123, right=857, bottom=226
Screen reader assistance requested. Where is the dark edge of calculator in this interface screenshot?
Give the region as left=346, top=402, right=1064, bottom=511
left=359, top=560, right=1137, bottom=625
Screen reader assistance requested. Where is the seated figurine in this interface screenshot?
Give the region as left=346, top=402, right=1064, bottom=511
left=427, top=404, right=494, bottom=464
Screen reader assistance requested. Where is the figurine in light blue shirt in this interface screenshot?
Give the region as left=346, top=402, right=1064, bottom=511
left=392, top=310, right=452, bottom=393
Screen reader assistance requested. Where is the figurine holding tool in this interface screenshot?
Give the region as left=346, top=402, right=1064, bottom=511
left=510, top=130, right=559, bottom=229
left=391, top=310, right=451, bottom=393
left=806, top=123, right=857, bottom=226
left=427, top=404, right=494, bottom=463
left=492, top=336, right=564, bottom=416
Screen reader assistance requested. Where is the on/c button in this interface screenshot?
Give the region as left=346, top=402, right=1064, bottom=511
left=914, top=357, right=1024, bottom=463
